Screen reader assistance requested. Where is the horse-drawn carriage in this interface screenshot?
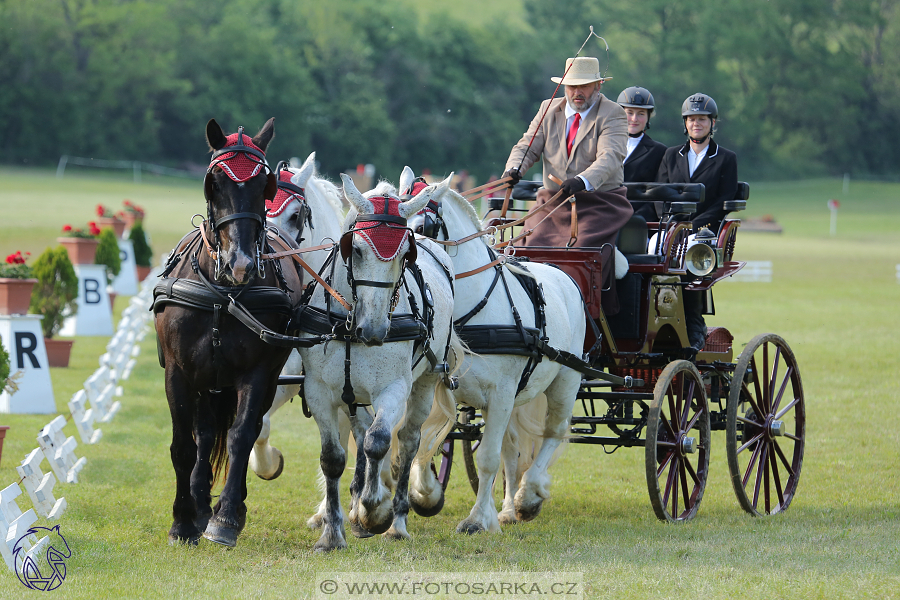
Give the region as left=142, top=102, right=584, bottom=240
left=434, top=180, right=806, bottom=523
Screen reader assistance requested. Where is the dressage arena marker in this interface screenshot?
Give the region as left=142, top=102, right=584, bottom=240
left=724, top=260, right=772, bottom=283
left=0, top=272, right=156, bottom=572
left=112, top=238, right=139, bottom=296
left=60, top=264, right=114, bottom=337
left=0, top=315, right=57, bottom=414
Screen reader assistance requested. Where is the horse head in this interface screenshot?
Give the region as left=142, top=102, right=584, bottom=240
left=266, top=153, right=317, bottom=244
left=340, top=174, right=446, bottom=345
left=204, top=118, right=277, bottom=285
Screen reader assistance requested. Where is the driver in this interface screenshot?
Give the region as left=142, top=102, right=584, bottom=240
left=502, top=56, right=633, bottom=313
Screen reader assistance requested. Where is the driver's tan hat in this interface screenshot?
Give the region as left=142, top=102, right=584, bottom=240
left=551, top=57, right=612, bottom=85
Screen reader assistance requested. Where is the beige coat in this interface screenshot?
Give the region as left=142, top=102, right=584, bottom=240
left=505, top=94, right=626, bottom=192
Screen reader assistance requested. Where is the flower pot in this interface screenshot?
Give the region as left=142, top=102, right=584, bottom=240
left=97, top=217, right=126, bottom=238
left=0, top=426, right=9, bottom=467
left=58, top=237, right=99, bottom=265
left=44, top=338, right=74, bottom=367
left=136, top=265, right=152, bottom=282
left=122, top=212, right=143, bottom=230
left=0, top=277, right=37, bottom=315
left=109, top=291, right=117, bottom=311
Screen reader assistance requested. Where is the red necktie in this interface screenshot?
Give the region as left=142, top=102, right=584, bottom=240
left=566, top=113, right=581, bottom=156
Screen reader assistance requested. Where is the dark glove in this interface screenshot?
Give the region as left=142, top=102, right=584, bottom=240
left=504, top=168, right=522, bottom=185
left=560, top=176, right=586, bottom=197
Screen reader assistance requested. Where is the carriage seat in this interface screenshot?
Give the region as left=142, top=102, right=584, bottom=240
left=616, top=214, right=661, bottom=265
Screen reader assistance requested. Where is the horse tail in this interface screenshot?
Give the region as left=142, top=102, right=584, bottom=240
left=414, top=330, right=467, bottom=463
left=505, top=393, right=569, bottom=483
left=210, top=390, right=239, bottom=488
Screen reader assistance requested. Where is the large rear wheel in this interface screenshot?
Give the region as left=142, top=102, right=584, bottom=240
left=726, top=334, right=805, bottom=516
left=645, top=360, right=711, bottom=522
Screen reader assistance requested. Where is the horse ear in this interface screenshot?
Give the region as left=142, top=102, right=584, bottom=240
left=340, top=173, right=373, bottom=215
left=398, top=177, right=450, bottom=219
left=292, top=151, right=316, bottom=189
left=206, top=119, right=227, bottom=151
left=399, top=166, right=415, bottom=195
left=253, top=117, right=276, bottom=152
left=264, top=172, right=278, bottom=200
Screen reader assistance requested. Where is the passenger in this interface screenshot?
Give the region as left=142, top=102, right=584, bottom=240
left=502, top=56, right=633, bottom=314
left=656, top=93, right=739, bottom=355
left=618, top=86, right=667, bottom=184
left=656, top=93, right=738, bottom=233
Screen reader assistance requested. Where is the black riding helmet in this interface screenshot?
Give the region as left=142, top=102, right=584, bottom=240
left=681, top=93, right=718, bottom=141
left=617, top=86, right=655, bottom=133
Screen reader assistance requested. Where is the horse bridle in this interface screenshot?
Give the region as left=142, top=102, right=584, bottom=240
left=203, top=126, right=276, bottom=280
left=339, top=196, right=417, bottom=304
left=273, top=161, right=314, bottom=244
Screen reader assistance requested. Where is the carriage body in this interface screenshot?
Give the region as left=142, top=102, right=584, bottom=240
left=444, top=181, right=806, bottom=522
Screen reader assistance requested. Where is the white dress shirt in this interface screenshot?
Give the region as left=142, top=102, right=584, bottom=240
left=688, top=144, right=709, bottom=177
left=625, top=133, right=643, bottom=161
left=564, top=99, right=599, bottom=190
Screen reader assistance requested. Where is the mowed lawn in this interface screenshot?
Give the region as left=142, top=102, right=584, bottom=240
left=0, top=169, right=898, bottom=599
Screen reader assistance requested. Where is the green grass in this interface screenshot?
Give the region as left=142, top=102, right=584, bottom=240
left=0, top=171, right=898, bottom=598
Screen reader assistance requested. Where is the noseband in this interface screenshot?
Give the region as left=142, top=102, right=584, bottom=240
left=339, top=196, right=417, bottom=304
left=203, top=126, right=275, bottom=280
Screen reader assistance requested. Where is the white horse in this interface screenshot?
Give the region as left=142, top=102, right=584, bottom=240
left=298, top=174, right=456, bottom=551
left=406, top=170, right=586, bottom=534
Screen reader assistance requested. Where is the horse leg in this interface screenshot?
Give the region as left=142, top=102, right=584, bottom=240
left=346, top=407, right=375, bottom=538
left=457, top=398, right=514, bottom=535
left=497, top=425, right=523, bottom=526
left=203, top=381, right=272, bottom=547
left=384, top=378, right=436, bottom=540
left=250, top=351, right=302, bottom=480
left=357, top=381, right=408, bottom=535
left=514, top=373, right=580, bottom=522
left=190, top=392, right=217, bottom=532
left=310, top=397, right=348, bottom=552
left=165, top=368, right=201, bottom=544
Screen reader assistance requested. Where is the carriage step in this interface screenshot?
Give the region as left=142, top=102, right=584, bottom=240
left=567, top=435, right=645, bottom=447
left=277, top=375, right=305, bottom=385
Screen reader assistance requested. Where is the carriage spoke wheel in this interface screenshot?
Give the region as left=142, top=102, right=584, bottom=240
left=726, top=334, right=805, bottom=516
left=431, top=438, right=453, bottom=492
left=645, top=360, right=711, bottom=522
left=460, top=410, right=483, bottom=495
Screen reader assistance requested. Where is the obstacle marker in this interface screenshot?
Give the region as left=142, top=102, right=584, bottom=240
left=0, top=315, right=56, bottom=414
left=60, top=264, right=114, bottom=337
left=16, top=449, right=67, bottom=520
left=112, top=239, right=139, bottom=296
left=37, top=417, right=86, bottom=484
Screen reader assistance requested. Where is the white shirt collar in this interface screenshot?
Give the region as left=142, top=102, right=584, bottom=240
left=564, top=98, right=597, bottom=121
left=688, top=144, right=709, bottom=177
left=625, top=133, right=644, bottom=160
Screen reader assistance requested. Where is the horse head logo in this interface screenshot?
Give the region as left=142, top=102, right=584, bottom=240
left=13, top=525, right=72, bottom=591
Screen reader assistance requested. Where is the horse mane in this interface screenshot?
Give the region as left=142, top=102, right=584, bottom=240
left=306, top=175, right=345, bottom=219
left=441, top=187, right=483, bottom=233
left=366, top=179, right=399, bottom=199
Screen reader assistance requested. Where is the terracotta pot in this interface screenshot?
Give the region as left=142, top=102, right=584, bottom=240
left=44, top=338, right=74, bottom=368
left=0, top=278, right=37, bottom=315
left=97, top=216, right=126, bottom=238
left=136, top=265, right=152, bottom=282
left=0, top=426, right=9, bottom=467
left=122, top=212, right=143, bottom=230
left=58, top=237, right=99, bottom=265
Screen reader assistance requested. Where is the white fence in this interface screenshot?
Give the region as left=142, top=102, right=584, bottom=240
left=1, top=272, right=156, bottom=574
left=56, top=155, right=199, bottom=183
left=725, top=260, right=773, bottom=283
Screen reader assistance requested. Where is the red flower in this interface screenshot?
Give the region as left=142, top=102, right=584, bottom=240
left=89, top=225, right=101, bottom=236
left=63, top=224, right=73, bottom=232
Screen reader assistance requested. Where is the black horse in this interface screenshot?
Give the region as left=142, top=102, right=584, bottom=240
left=153, top=118, right=305, bottom=546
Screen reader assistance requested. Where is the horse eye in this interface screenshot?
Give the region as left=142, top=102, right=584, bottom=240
left=288, top=213, right=299, bottom=223
left=414, top=224, right=424, bottom=234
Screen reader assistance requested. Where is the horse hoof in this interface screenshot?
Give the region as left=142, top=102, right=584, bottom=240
left=194, top=509, right=213, bottom=532
left=410, top=492, right=445, bottom=518
left=514, top=502, right=543, bottom=523
left=307, top=513, right=325, bottom=530
left=350, top=521, right=374, bottom=539
left=167, top=533, right=200, bottom=546
left=256, top=453, right=284, bottom=481
left=203, top=520, right=240, bottom=548
left=384, top=527, right=411, bottom=541
left=498, top=511, right=519, bottom=526
left=456, top=521, right=486, bottom=535
left=360, top=517, right=393, bottom=536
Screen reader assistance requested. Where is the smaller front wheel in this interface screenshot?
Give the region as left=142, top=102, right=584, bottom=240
left=645, top=360, right=711, bottom=522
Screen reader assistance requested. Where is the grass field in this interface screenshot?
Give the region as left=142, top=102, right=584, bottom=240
left=0, top=169, right=898, bottom=599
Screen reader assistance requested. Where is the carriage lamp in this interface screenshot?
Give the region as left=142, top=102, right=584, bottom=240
left=685, top=228, right=718, bottom=277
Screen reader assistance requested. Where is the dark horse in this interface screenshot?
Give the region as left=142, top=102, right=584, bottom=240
left=153, top=118, right=305, bottom=546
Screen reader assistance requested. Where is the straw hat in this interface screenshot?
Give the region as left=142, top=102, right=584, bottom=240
left=551, top=57, right=611, bottom=86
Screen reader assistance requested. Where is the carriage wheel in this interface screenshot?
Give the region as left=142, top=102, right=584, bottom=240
left=645, top=360, right=711, bottom=522
left=726, top=334, right=805, bottom=516
left=460, top=410, right=482, bottom=495
left=432, top=438, right=453, bottom=492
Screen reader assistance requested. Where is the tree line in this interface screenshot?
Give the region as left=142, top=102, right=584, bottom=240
left=1, top=0, right=897, bottom=182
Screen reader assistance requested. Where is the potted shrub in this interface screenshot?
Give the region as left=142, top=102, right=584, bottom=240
left=96, top=203, right=125, bottom=238
left=30, top=246, right=79, bottom=367
left=0, top=251, right=37, bottom=315
left=95, top=228, right=122, bottom=309
left=120, top=199, right=145, bottom=230
left=58, top=222, right=101, bottom=264
left=129, top=222, right=154, bottom=281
